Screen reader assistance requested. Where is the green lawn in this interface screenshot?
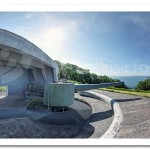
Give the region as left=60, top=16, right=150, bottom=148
left=67, top=80, right=81, bottom=84
left=101, top=88, right=150, bottom=98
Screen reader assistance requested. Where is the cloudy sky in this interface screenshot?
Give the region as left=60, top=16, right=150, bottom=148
left=0, top=12, right=150, bottom=76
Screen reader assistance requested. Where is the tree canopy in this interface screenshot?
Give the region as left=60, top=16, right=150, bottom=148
left=54, top=60, right=125, bottom=87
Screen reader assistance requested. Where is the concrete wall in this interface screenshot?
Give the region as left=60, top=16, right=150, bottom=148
left=32, top=68, right=44, bottom=83
left=0, top=65, right=29, bottom=95
left=0, top=29, right=59, bottom=95
left=42, top=65, right=54, bottom=83
left=0, top=29, right=58, bottom=80
left=0, top=65, right=53, bottom=95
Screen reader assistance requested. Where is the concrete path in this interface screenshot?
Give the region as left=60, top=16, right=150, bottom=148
left=0, top=107, right=28, bottom=118
left=0, top=92, right=114, bottom=138
left=75, top=93, right=114, bottom=138
left=92, top=89, right=150, bottom=138
left=0, top=94, right=29, bottom=118
left=0, top=95, right=27, bottom=108
left=0, top=90, right=149, bottom=138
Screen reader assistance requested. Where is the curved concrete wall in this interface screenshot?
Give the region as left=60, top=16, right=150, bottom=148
left=79, top=91, right=123, bottom=138
left=0, top=29, right=58, bottom=95
left=0, top=29, right=58, bottom=70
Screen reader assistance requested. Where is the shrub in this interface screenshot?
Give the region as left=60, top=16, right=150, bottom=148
left=136, top=79, right=150, bottom=91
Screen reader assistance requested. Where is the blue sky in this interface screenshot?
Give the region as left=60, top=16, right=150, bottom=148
left=0, top=12, right=150, bottom=76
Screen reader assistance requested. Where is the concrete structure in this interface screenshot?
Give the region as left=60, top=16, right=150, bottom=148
left=0, top=29, right=124, bottom=127
left=79, top=91, right=123, bottom=138
left=27, top=100, right=92, bottom=125
left=0, top=29, right=58, bottom=95
left=44, top=82, right=124, bottom=107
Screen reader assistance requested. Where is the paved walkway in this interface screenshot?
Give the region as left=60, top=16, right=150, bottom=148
left=0, top=90, right=149, bottom=138
left=0, top=94, right=28, bottom=118
left=92, top=89, right=150, bottom=138
left=75, top=93, right=114, bottom=138
left=0, top=92, right=114, bottom=138
left=0, top=95, right=27, bottom=108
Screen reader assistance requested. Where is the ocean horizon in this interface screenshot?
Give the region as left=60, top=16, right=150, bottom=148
left=110, top=76, right=149, bottom=88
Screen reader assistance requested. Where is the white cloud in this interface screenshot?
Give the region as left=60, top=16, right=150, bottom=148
left=21, top=13, right=37, bottom=20
left=5, top=13, right=150, bottom=76
left=31, top=27, right=67, bottom=51
left=10, top=14, right=82, bottom=61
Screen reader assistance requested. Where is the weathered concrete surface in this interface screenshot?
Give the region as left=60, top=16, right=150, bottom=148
left=0, top=117, right=83, bottom=138
left=0, top=94, right=27, bottom=108
left=0, top=29, right=58, bottom=70
left=0, top=95, right=28, bottom=118
left=92, top=89, right=150, bottom=138
left=28, top=100, right=92, bottom=125
left=70, top=100, right=92, bottom=120
left=0, top=89, right=149, bottom=138
left=79, top=91, right=123, bottom=138
left=75, top=93, right=114, bottom=138
left=0, top=93, right=113, bottom=138
left=0, top=108, right=28, bottom=119
left=0, top=29, right=58, bottom=95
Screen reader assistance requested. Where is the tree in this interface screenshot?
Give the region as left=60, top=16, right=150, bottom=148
left=136, top=79, right=150, bottom=91
left=54, top=60, right=122, bottom=86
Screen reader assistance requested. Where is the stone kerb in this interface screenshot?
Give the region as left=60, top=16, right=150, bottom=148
left=79, top=91, right=123, bottom=138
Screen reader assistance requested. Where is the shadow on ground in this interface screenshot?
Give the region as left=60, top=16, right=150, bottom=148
left=0, top=95, right=114, bottom=138
left=115, top=98, right=142, bottom=103
left=89, top=109, right=113, bottom=123
left=76, top=109, right=113, bottom=138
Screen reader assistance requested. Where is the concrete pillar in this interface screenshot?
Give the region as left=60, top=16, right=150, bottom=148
left=28, top=69, right=35, bottom=82
left=42, top=65, right=54, bottom=83
left=32, top=68, right=44, bottom=83
left=53, top=68, right=58, bottom=83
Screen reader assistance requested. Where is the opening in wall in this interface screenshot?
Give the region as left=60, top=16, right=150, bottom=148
left=0, top=86, right=8, bottom=99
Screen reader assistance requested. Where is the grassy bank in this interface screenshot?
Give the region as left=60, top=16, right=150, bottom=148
left=101, top=87, right=150, bottom=98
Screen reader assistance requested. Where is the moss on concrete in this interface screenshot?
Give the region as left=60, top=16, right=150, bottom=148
left=27, top=98, right=48, bottom=110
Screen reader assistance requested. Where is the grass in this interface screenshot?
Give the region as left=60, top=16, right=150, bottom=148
left=0, top=86, right=6, bottom=91
left=101, top=87, right=150, bottom=98
left=67, top=80, right=82, bottom=84
left=27, top=98, right=48, bottom=110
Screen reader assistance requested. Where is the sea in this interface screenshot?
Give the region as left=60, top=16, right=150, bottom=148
left=110, top=76, right=149, bottom=88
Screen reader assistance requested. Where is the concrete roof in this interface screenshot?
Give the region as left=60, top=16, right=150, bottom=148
left=0, top=29, right=58, bottom=69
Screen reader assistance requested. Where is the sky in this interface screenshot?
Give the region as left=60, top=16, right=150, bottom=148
left=0, top=12, right=150, bottom=76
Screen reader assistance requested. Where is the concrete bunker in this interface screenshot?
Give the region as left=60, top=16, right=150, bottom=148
left=0, top=29, right=124, bottom=126
left=0, top=29, right=58, bottom=96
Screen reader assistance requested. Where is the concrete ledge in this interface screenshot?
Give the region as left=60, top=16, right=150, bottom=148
left=0, top=29, right=58, bottom=69
left=79, top=91, right=123, bottom=138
